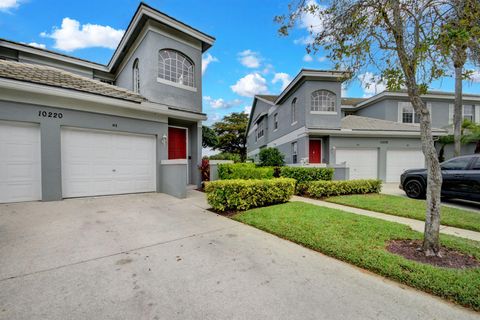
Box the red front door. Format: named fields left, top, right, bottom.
left=309, top=140, right=322, bottom=163
left=168, top=127, right=187, bottom=159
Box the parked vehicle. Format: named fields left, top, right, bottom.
left=400, top=154, right=480, bottom=201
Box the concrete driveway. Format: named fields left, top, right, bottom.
left=0, top=192, right=477, bottom=320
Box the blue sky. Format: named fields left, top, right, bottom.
left=1, top=0, right=479, bottom=126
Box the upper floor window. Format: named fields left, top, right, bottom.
left=158, top=49, right=195, bottom=88
left=133, top=58, right=140, bottom=93
left=274, top=113, right=278, bottom=130
left=464, top=105, right=474, bottom=122
left=311, top=90, right=336, bottom=113
left=402, top=105, right=420, bottom=124
left=291, top=98, right=297, bottom=124
left=292, top=142, right=298, bottom=164
left=257, top=121, right=265, bottom=139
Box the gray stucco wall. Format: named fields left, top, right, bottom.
left=303, top=80, right=342, bottom=130
left=328, top=136, right=423, bottom=181
left=0, top=99, right=199, bottom=200
left=355, top=97, right=478, bottom=130
left=115, top=29, right=203, bottom=113
left=247, top=99, right=271, bottom=152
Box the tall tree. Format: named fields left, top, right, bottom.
left=202, top=125, right=218, bottom=149
left=438, top=0, right=480, bottom=157
left=212, top=112, right=248, bottom=160
left=276, top=0, right=450, bottom=256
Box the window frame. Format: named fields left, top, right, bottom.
left=292, top=141, right=298, bottom=164
left=310, top=90, right=337, bottom=114
left=157, top=49, right=196, bottom=92
left=273, top=113, right=278, bottom=131
left=257, top=120, right=265, bottom=139
left=464, top=105, right=474, bottom=122
left=291, top=98, right=297, bottom=125
left=132, top=58, right=140, bottom=94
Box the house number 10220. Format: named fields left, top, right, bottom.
left=38, top=110, right=63, bottom=119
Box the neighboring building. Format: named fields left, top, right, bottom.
left=0, top=3, right=215, bottom=203
left=246, top=69, right=480, bottom=182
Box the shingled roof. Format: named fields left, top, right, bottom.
left=0, top=59, right=145, bottom=103
left=341, top=115, right=446, bottom=133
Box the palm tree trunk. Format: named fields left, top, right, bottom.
left=453, top=65, right=463, bottom=157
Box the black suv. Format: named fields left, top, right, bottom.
left=400, top=154, right=480, bottom=201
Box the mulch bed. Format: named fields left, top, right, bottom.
left=387, top=239, right=480, bottom=269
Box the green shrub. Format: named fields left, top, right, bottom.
left=218, top=163, right=274, bottom=180
left=259, top=147, right=285, bottom=167
left=205, top=178, right=296, bottom=212
left=209, top=152, right=242, bottom=163
left=303, top=179, right=382, bottom=198
left=280, top=167, right=334, bottom=183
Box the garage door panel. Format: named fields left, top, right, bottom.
left=386, top=150, right=425, bottom=182
left=336, top=149, right=378, bottom=180
left=62, top=128, right=156, bottom=198
left=0, top=121, right=41, bottom=203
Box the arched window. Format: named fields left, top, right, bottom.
left=133, top=58, right=140, bottom=93
left=311, top=90, right=336, bottom=112
left=158, top=49, right=195, bottom=88
left=291, top=98, right=297, bottom=123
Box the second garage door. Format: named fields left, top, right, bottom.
left=386, top=149, right=425, bottom=182
left=336, top=148, right=378, bottom=180
left=61, top=128, right=156, bottom=198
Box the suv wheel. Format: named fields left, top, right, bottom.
left=404, top=179, right=425, bottom=199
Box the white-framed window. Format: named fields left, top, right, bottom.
left=311, top=90, right=336, bottom=113
left=291, top=98, right=297, bottom=124
left=274, top=113, right=278, bottom=130
left=292, top=142, right=298, bottom=164
left=132, top=58, right=140, bottom=93
left=464, top=105, right=474, bottom=122
left=257, top=121, right=264, bottom=139
left=158, top=49, right=195, bottom=88
left=398, top=102, right=429, bottom=124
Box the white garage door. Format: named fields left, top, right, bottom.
left=336, top=148, right=378, bottom=180
left=0, top=121, right=41, bottom=203
left=386, top=149, right=425, bottom=182
left=61, top=128, right=156, bottom=198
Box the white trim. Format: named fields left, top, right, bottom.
left=308, top=128, right=447, bottom=137
left=475, top=105, right=480, bottom=123
left=267, top=126, right=307, bottom=148
left=448, top=104, right=454, bottom=125
left=161, top=159, right=188, bottom=165
left=275, top=69, right=350, bottom=104
left=291, top=121, right=298, bottom=126
left=256, top=96, right=275, bottom=105
left=356, top=91, right=480, bottom=110
left=268, top=105, right=278, bottom=115
left=0, top=78, right=206, bottom=122
left=156, top=77, right=197, bottom=92
left=168, top=125, right=189, bottom=183
left=310, top=111, right=337, bottom=115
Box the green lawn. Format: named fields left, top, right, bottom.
left=233, top=202, right=480, bottom=310
left=324, top=194, right=480, bottom=232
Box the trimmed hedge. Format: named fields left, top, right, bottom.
left=218, top=163, right=274, bottom=180
left=205, top=178, right=296, bottom=212
left=301, top=179, right=382, bottom=198
left=279, top=167, right=334, bottom=183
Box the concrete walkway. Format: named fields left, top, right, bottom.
left=293, top=196, right=480, bottom=242
left=0, top=191, right=478, bottom=319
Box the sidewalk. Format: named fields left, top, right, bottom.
left=293, top=196, right=480, bottom=242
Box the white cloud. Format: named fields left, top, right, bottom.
left=27, top=42, right=46, bottom=49
left=231, top=73, right=269, bottom=97
left=204, top=112, right=221, bottom=126
left=294, top=0, right=326, bottom=45
left=468, top=70, right=480, bottom=82
left=238, top=49, right=261, bottom=68
left=203, top=96, right=242, bottom=109
left=272, top=72, right=292, bottom=91
left=358, top=72, right=387, bottom=97
left=41, top=17, right=124, bottom=52
left=341, top=83, right=348, bottom=97
left=244, top=106, right=252, bottom=114
left=303, top=54, right=313, bottom=62
left=317, top=56, right=327, bottom=62
left=202, top=53, right=218, bottom=75
left=0, top=0, right=20, bottom=11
